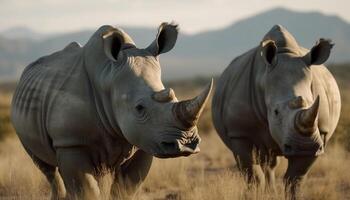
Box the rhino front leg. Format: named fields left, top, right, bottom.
left=111, top=150, right=153, bottom=199
left=229, top=138, right=265, bottom=189
left=34, top=161, right=66, bottom=200
left=262, top=156, right=280, bottom=193
left=57, top=148, right=100, bottom=200
left=23, top=146, right=66, bottom=199
left=284, top=156, right=317, bottom=200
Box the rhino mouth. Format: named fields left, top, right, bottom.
left=283, top=144, right=324, bottom=157
left=282, top=131, right=324, bottom=156
left=155, top=136, right=201, bottom=158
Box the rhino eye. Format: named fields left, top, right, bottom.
left=274, top=109, right=279, bottom=116
left=134, top=103, right=148, bottom=121
left=135, top=104, right=145, bottom=112
left=135, top=104, right=145, bottom=113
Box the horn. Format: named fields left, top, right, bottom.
left=173, top=79, right=213, bottom=128
left=288, top=96, right=307, bottom=109
left=153, top=88, right=177, bottom=102
left=295, top=96, right=320, bottom=136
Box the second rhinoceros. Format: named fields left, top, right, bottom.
left=11, top=22, right=212, bottom=199
left=212, top=25, right=341, bottom=198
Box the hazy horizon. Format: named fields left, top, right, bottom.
left=1, top=1, right=350, bottom=81
left=1, top=0, right=350, bottom=34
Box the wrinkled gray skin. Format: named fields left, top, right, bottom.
left=11, top=22, right=212, bottom=200
left=212, top=25, right=341, bottom=199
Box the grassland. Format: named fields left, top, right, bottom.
left=0, top=64, right=349, bottom=199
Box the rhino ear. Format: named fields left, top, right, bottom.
left=102, top=31, right=124, bottom=61
left=261, top=40, right=277, bottom=67
left=103, top=28, right=136, bottom=62
left=146, top=22, right=179, bottom=56
left=303, top=38, right=334, bottom=66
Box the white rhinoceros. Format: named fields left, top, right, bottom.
left=11, top=22, right=213, bottom=199
left=212, top=25, right=341, bottom=198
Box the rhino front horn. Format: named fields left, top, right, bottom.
left=295, top=96, right=320, bottom=136
left=173, top=79, right=213, bottom=128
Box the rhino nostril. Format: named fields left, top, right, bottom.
left=184, top=140, right=197, bottom=150
left=160, top=141, right=179, bottom=152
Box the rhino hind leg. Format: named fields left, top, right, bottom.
left=23, top=146, right=66, bottom=200
left=56, top=148, right=100, bottom=200
left=229, top=138, right=266, bottom=189
left=111, top=150, right=153, bottom=199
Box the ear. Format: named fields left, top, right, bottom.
left=146, top=22, right=179, bottom=56
left=261, top=40, right=277, bottom=67
left=103, top=28, right=136, bottom=62
left=303, top=38, right=334, bottom=65
left=102, top=31, right=124, bottom=61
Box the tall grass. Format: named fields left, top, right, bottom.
left=0, top=133, right=349, bottom=199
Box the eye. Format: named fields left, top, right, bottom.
left=135, top=104, right=145, bottom=113
left=134, top=103, right=148, bottom=122
left=274, top=109, right=279, bottom=116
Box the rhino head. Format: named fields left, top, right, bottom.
left=88, top=23, right=212, bottom=158
left=259, top=27, right=334, bottom=157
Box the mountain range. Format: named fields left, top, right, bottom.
left=1, top=7, right=349, bottom=81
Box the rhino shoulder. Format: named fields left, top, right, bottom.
left=24, top=41, right=82, bottom=70
left=310, top=66, right=341, bottom=138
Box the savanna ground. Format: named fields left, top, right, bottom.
left=0, top=64, right=350, bottom=199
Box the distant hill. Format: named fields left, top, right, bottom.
left=0, top=26, right=45, bottom=40
left=0, top=7, right=350, bottom=80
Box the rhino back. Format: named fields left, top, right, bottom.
left=11, top=43, right=102, bottom=165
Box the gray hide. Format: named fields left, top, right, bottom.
left=11, top=22, right=212, bottom=199
left=212, top=25, right=340, bottom=198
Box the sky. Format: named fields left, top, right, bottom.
left=1, top=0, right=350, bottom=34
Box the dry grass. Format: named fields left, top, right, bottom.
left=131, top=134, right=350, bottom=200
left=0, top=137, right=50, bottom=199
left=0, top=133, right=349, bottom=200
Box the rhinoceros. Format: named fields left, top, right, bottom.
left=212, top=25, right=341, bottom=198
left=11, top=22, right=213, bottom=199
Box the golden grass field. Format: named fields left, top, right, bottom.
left=0, top=64, right=349, bottom=200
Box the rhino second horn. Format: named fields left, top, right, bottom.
left=173, top=79, right=213, bottom=128
left=288, top=96, right=307, bottom=109
left=153, top=88, right=177, bottom=102
left=295, top=96, right=320, bottom=136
